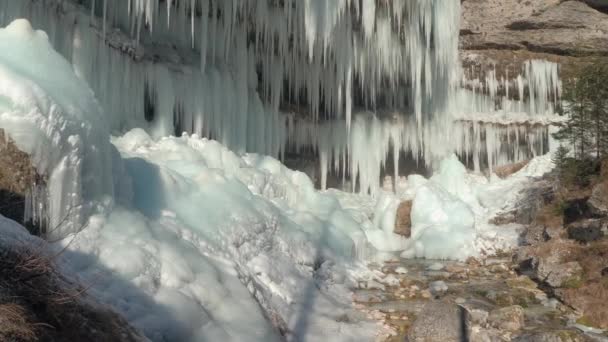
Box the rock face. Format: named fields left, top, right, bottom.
left=461, top=0, right=608, bottom=56
left=394, top=200, right=412, bottom=238
left=517, top=221, right=608, bottom=328
left=491, top=179, right=555, bottom=225
left=460, top=0, right=608, bottom=85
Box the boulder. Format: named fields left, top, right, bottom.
left=515, top=238, right=584, bottom=288
left=588, top=181, right=608, bottom=216
left=394, top=200, right=412, bottom=238
left=408, top=302, right=467, bottom=342
left=563, top=198, right=591, bottom=225
left=567, top=219, right=606, bottom=243
left=494, top=160, right=530, bottom=179
left=488, top=305, right=525, bottom=332
left=538, top=260, right=583, bottom=288
left=429, top=281, right=449, bottom=297
left=522, top=225, right=550, bottom=246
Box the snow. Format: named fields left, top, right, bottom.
left=68, top=129, right=387, bottom=341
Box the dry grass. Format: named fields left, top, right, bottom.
left=0, top=240, right=143, bottom=342
left=0, top=304, right=37, bottom=341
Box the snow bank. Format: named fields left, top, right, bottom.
left=359, top=153, right=556, bottom=261
left=40, top=121, right=386, bottom=341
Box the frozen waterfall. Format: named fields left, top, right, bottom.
left=0, top=0, right=561, bottom=196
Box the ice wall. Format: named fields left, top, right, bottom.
left=459, top=59, right=562, bottom=116
left=0, top=0, right=562, bottom=196
left=0, top=0, right=461, bottom=130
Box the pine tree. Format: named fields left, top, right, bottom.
left=552, top=59, right=608, bottom=186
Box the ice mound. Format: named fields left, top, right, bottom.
left=0, top=19, right=115, bottom=233
left=399, top=154, right=477, bottom=260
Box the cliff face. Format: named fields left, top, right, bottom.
left=460, top=0, right=608, bottom=79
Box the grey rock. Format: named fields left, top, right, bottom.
left=488, top=305, right=525, bottom=332
left=408, top=302, right=468, bottom=342
left=537, top=261, right=583, bottom=288
left=567, top=219, right=606, bottom=243
left=523, top=225, right=550, bottom=246
left=463, top=307, right=489, bottom=326
left=429, top=281, right=448, bottom=296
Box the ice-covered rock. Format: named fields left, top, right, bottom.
left=405, top=183, right=476, bottom=260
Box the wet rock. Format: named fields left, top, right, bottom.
left=567, top=219, right=606, bottom=243
left=394, top=200, right=412, bottom=238
left=408, top=302, right=467, bottom=342
left=488, top=305, right=525, bottom=332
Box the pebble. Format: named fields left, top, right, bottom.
left=429, top=280, right=449, bottom=295
left=382, top=274, right=401, bottom=287
left=427, top=262, right=445, bottom=271
left=367, top=280, right=386, bottom=291
left=395, top=266, right=408, bottom=274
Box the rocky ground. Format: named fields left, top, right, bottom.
left=355, top=255, right=605, bottom=341
left=356, top=164, right=608, bottom=341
